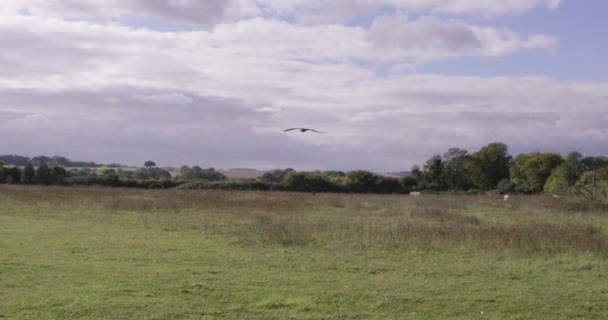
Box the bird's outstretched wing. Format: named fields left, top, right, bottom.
left=308, top=129, right=324, bottom=133
left=284, top=128, right=299, bottom=132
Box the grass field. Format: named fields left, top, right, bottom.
left=1, top=185, right=607, bottom=319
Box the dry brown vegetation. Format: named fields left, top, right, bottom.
left=2, top=185, right=606, bottom=256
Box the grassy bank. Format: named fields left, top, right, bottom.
left=1, top=185, right=607, bottom=319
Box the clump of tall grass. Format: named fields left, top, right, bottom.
left=247, top=215, right=318, bottom=245
left=104, top=197, right=179, bottom=213
left=410, top=208, right=481, bottom=225
left=241, top=218, right=607, bottom=254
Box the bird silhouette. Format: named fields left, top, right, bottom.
left=284, top=128, right=324, bottom=133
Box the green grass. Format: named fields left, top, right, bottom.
left=1, top=186, right=607, bottom=319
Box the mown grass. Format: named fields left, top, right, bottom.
left=1, top=185, right=607, bottom=319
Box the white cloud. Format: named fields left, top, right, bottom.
left=11, top=0, right=230, bottom=27
left=8, top=0, right=561, bottom=26
left=368, top=14, right=557, bottom=63
left=1, top=0, right=605, bottom=172
left=231, top=0, right=561, bottom=22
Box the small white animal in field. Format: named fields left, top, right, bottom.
left=503, top=194, right=510, bottom=201
left=410, top=192, right=421, bottom=197
left=284, top=128, right=324, bottom=133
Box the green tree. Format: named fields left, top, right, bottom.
left=344, top=170, right=379, bottom=193
left=471, top=143, right=512, bottom=190
left=544, top=152, right=583, bottom=194
left=282, top=172, right=334, bottom=192
left=401, top=176, right=417, bottom=192
left=581, top=156, right=608, bottom=171
left=509, top=154, right=529, bottom=191
left=282, top=172, right=308, bottom=191
left=22, top=163, right=36, bottom=184
left=177, top=166, right=225, bottom=181
left=133, top=168, right=150, bottom=179
left=410, top=165, right=422, bottom=181
left=178, top=166, right=195, bottom=180
left=574, top=167, right=608, bottom=198
left=134, top=167, right=171, bottom=180
left=36, top=164, right=52, bottom=185
left=442, top=148, right=474, bottom=190
left=261, top=169, right=296, bottom=183
left=7, top=167, right=22, bottom=183
left=0, top=160, right=5, bottom=183
left=510, top=152, right=563, bottom=193
left=423, top=155, right=446, bottom=191
left=144, top=161, right=156, bottom=168
left=51, top=166, right=68, bottom=185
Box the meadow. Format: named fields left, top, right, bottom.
left=1, top=185, right=607, bottom=319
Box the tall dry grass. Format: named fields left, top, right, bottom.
left=1, top=185, right=607, bottom=255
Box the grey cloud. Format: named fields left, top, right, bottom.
left=367, top=14, right=556, bottom=63
left=23, top=0, right=230, bottom=27
left=0, top=87, right=373, bottom=170
left=369, top=15, right=481, bottom=52
left=0, top=7, right=605, bottom=172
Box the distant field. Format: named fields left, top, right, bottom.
left=1, top=185, right=607, bottom=319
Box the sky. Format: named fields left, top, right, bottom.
left=1, top=0, right=607, bottom=171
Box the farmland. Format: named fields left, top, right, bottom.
left=1, top=185, right=607, bottom=319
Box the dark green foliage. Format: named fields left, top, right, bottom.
left=497, top=179, right=516, bottom=194
left=422, top=155, right=446, bottom=191
left=6, top=167, right=21, bottom=183
left=66, top=175, right=179, bottom=189
left=344, top=170, right=379, bottom=193
left=0, top=148, right=605, bottom=196
left=581, top=156, right=608, bottom=171
left=35, top=164, right=52, bottom=185
left=510, top=152, right=563, bottom=193
left=544, top=152, right=584, bottom=195
left=343, top=171, right=402, bottom=194
left=471, top=142, right=512, bottom=190
left=410, top=165, right=422, bottom=181
left=442, top=148, right=475, bottom=190
left=133, top=167, right=171, bottom=180
left=21, top=164, right=35, bottom=184
left=372, top=176, right=403, bottom=194
left=574, top=168, right=608, bottom=198
left=0, top=161, right=5, bottom=183
left=282, top=172, right=337, bottom=192
left=51, top=166, right=68, bottom=185
left=260, top=168, right=296, bottom=183
left=178, top=166, right=227, bottom=181
left=401, top=176, right=417, bottom=192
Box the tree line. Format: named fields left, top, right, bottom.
left=1, top=143, right=607, bottom=196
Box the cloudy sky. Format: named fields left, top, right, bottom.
left=1, top=0, right=606, bottom=171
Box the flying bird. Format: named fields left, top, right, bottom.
left=284, top=128, right=324, bottom=133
